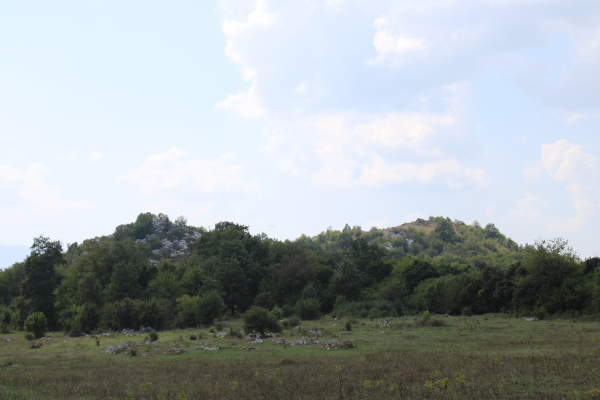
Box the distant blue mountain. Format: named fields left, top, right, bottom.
left=0, top=244, right=29, bottom=270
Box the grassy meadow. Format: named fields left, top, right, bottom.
left=2, top=314, right=600, bottom=399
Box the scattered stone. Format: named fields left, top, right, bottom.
left=3, top=337, right=13, bottom=342
left=163, top=348, right=186, bottom=355
left=524, top=317, right=538, bottom=322
left=217, top=332, right=227, bottom=338
left=193, top=344, right=219, bottom=351
left=101, top=343, right=133, bottom=354
left=306, top=330, right=322, bottom=336
left=247, top=339, right=263, bottom=344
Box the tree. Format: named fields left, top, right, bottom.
left=133, top=212, right=154, bottom=239
left=434, top=218, right=456, bottom=243
left=514, top=238, right=580, bottom=311
left=20, top=236, right=63, bottom=330
left=484, top=223, right=500, bottom=239
left=330, top=257, right=364, bottom=302
left=242, top=306, right=282, bottom=335
left=174, top=215, right=187, bottom=227
left=347, top=238, right=390, bottom=283
left=24, top=312, right=47, bottom=339
left=196, top=290, right=226, bottom=325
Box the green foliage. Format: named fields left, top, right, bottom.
left=295, top=298, right=321, bottom=320
left=197, top=291, right=227, bottom=325
left=242, top=306, right=282, bottom=335
left=24, top=312, right=47, bottom=339
left=333, top=299, right=397, bottom=318
left=133, top=212, right=155, bottom=239
left=21, top=236, right=62, bottom=330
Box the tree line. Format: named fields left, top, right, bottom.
left=0, top=213, right=599, bottom=336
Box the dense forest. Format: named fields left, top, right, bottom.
left=1, top=212, right=599, bottom=336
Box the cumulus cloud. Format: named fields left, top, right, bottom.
left=565, top=113, right=590, bottom=125
left=0, top=163, right=96, bottom=225
left=510, top=193, right=547, bottom=222
left=218, top=0, right=599, bottom=194
left=541, top=139, right=596, bottom=182
left=120, top=147, right=257, bottom=197
left=366, top=15, right=427, bottom=65
left=263, top=83, right=488, bottom=189
left=519, top=139, right=599, bottom=230
left=216, top=0, right=274, bottom=118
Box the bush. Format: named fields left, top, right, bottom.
left=149, top=332, right=159, bottom=342
left=296, top=298, right=321, bottom=320
left=24, top=312, right=47, bottom=339
left=196, top=291, right=226, bottom=326
left=333, top=299, right=397, bottom=318
left=461, top=306, right=473, bottom=317
left=345, top=321, right=352, bottom=331
left=190, top=335, right=197, bottom=340
left=214, top=321, right=223, bottom=331
left=242, top=306, right=282, bottom=335
left=286, top=316, right=300, bottom=327
left=25, top=333, right=34, bottom=341
left=229, top=327, right=242, bottom=338
left=341, top=340, right=355, bottom=349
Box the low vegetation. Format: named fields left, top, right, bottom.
left=1, top=314, right=600, bottom=399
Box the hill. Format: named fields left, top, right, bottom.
left=0, top=212, right=598, bottom=336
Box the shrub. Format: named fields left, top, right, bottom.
left=24, top=312, right=47, bottom=339
left=229, top=327, right=242, bottom=338
left=149, top=332, right=159, bottom=342
left=196, top=291, right=226, bottom=326
left=461, top=306, right=473, bottom=317
left=287, top=316, right=300, bottom=327
left=242, top=306, right=282, bottom=335
left=296, top=298, right=321, bottom=320
left=333, top=299, right=397, bottom=318
left=190, top=335, right=197, bottom=340
left=341, top=340, right=355, bottom=349
left=345, top=321, right=352, bottom=331
left=270, top=306, right=284, bottom=320
left=214, top=321, right=223, bottom=331
left=25, top=333, right=34, bottom=341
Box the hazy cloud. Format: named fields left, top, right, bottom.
left=120, top=147, right=257, bottom=197
left=0, top=163, right=96, bottom=224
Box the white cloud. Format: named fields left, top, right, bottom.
left=510, top=193, right=546, bottom=221
left=517, top=140, right=599, bottom=232
left=522, top=163, right=542, bottom=180
left=263, top=83, right=488, bottom=190
left=325, top=0, right=345, bottom=12
left=541, top=139, right=596, bottom=182
left=537, top=139, right=599, bottom=230
left=217, top=0, right=275, bottom=118
left=565, top=113, right=590, bottom=125
left=88, top=152, right=105, bottom=161
left=367, top=15, right=427, bottom=65
left=120, top=147, right=257, bottom=196
left=216, top=83, right=265, bottom=118
left=0, top=163, right=96, bottom=225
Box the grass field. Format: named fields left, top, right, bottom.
left=2, top=314, right=600, bottom=399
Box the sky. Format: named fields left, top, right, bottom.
left=0, top=0, right=599, bottom=260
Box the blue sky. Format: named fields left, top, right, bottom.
left=1, top=0, right=599, bottom=259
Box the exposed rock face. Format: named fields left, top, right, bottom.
left=127, top=215, right=202, bottom=263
